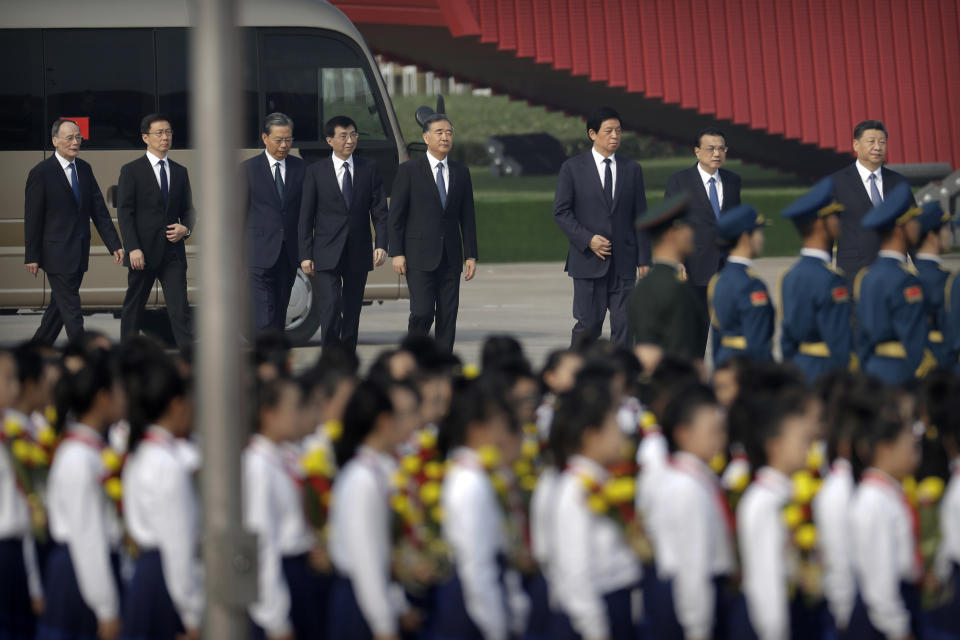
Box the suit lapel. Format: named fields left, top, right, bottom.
left=688, top=166, right=714, bottom=214
left=260, top=153, right=282, bottom=208
left=422, top=155, right=444, bottom=209
left=845, top=163, right=873, bottom=210
left=139, top=155, right=165, bottom=210
left=349, top=156, right=360, bottom=209
left=445, top=160, right=455, bottom=210
left=610, top=158, right=626, bottom=212
left=584, top=153, right=607, bottom=206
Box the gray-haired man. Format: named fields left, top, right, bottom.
left=241, top=112, right=305, bottom=333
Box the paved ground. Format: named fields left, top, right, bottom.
left=3, top=255, right=958, bottom=373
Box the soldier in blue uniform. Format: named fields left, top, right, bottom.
left=914, top=200, right=953, bottom=368
left=707, top=203, right=773, bottom=365
left=779, top=178, right=853, bottom=385
left=947, top=268, right=960, bottom=373
left=854, top=182, right=930, bottom=385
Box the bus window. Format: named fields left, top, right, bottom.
left=259, top=32, right=389, bottom=146
left=0, top=30, right=43, bottom=150
left=44, top=29, right=155, bottom=149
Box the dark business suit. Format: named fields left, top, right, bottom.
left=388, top=154, right=478, bottom=352
left=24, top=154, right=123, bottom=345
left=243, top=152, right=304, bottom=333
left=830, top=163, right=907, bottom=282
left=553, top=151, right=649, bottom=346
left=117, top=154, right=196, bottom=347
left=299, top=154, right=387, bottom=349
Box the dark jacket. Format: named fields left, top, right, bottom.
left=24, top=154, right=122, bottom=274
left=553, top=151, right=650, bottom=279
left=664, top=164, right=742, bottom=287
left=117, top=155, right=196, bottom=267
left=628, top=261, right=708, bottom=360
left=388, top=155, right=478, bottom=272
left=243, top=152, right=304, bottom=270
left=299, top=154, right=388, bottom=272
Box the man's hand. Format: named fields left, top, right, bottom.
left=464, top=258, right=477, bottom=281
left=392, top=255, right=407, bottom=276
left=637, top=265, right=650, bottom=279
left=301, top=260, right=315, bottom=276
left=166, top=223, right=189, bottom=243
left=678, top=264, right=687, bottom=280
left=31, top=597, right=44, bottom=616
left=589, top=234, right=612, bottom=260
left=25, top=263, right=39, bottom=277
left=98, top=617, right=121, bottom=640
left=112, top=249, right=124, bottom=265
left=176, top=628, right=200, bottom=640
left=129, top=249, right=146, bottom=271
left=374, top=248, right=387, bottom=268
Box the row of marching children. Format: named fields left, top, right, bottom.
left=2, top=330, right=960, bottom=640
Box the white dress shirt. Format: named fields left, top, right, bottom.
left=47, top=424, right=123, bottom=621
left=332, top=152, right=353, bottom=192
left=855, top=160, right=883, bottom=202
left=591, top=148, right=616, bottom=199
left=697, top=163, right=724, bottom=210
left=55, top=151, right=77, bottom=189
left=636, top=427, right=668, bottom=525
left=550, top=455, right=641, bottom=640
left=737, top=466, right=795, bottom=640
left=244, top=434, right=315, bottom=636
left=328, top=445, right=400, bottom=636
left=0, top=428, right=43, bottom=600
left=936, top=458, right=960, bottom=581
left=122, top=426, right=203, bottom=629
left=265, top=150, right=286, bottom=184
left=530, top=466, right=558, bottom=568
left=427, top=151, right=449, bottom=200
left=442, top=447, right=511, bottom=640
left=146, top=150, right=172, bottom=191
left=850, top=468, right=920, bottom=639
left=800, top=247, right=832, bottom=263
left=651, top=452, right=735, bottom=639
left=812, top=458, right=856, bottom=629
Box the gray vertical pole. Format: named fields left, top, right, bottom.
left=190, top=0, right=257, bottom=637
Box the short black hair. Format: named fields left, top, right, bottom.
left=853, top=120, right=887, bottom=140
left=254, top=375, right=299, bottom=433
left=421, top=113, right=453, bottom=134
left=140, top=113, right=171, bottom=135
left=586, top=107, right=621, bottom=137
left=695, top=127, right=726, bottom=148
left=439, top=374, right=515, bottom=455
left=481, top=335, right=526, bottom=373
left=52, top=348, right=117, bottom=433
left=336, top=379, right=394, bottom=464
left=51, top=118, right=79, bottom=138
left=550, top=373, right=616, bottom=468
left=12, top=342, right=45, bottom=386
left=661, top=382, right=719, bottom=452
left=792, top=215, right=818, bottom=238
left=850, top=387, right=909, bottom=478
left=645, top=356, right=701, bottom=418
left=324, top=115, right=357, bottom=139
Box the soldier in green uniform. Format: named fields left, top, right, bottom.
left=627, top=193, right=708, bottom=366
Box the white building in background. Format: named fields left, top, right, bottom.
left=377, top=57, right=491, bottom=97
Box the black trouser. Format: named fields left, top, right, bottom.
left=121, top=247, right=193, bottom=347
left=34, top=270, right=84, bottom=346
left=315, top=250, right=369, bottom=350
left=692, top=284, right=711, bottom=356
left=571, top=267, right=635, bottom=347
left=405, top=249, right=461, bottom=353
left=250, top=243, right=297, bottom=334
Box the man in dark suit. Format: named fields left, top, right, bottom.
left=664, top=127, right=742, bottom=346
left=389, top=113, right=478, bottom=353
left=300, top=115, right=388, bottom=349
left=243, top=112, right=304, bottom=334
left=118, top=113, right=196, bottom=347
left=553, top=107, right=650, bottom=347
left=24, top=119, right=125, bottom=345
left=829, top=119, right=907, bottom=283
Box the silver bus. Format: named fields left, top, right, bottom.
left=0, top=0, right=408, bottom=344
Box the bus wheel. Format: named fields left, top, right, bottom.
left=285, top=268, right=322, bottom=346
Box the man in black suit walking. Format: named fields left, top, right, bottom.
left=243, top=112, right=304, bottom=334
left=389, top=113, right=478, bottom=353
left=664, top=126, right=742, bottom=346
left=830, top=120, right=907, bottom=282
left=118, top=113, right=196, bottom=347
left=553, top=106, right=649, bottom=347
left=24, top=119, right=125, bottom=345
left=300, top=115, right=388, bottom=349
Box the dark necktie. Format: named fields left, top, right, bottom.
left=868, top=173, right=882, bottom=207
left=68, top=163, right=80, bottom=205
left=708, top=176, right=721, bottom=218
left=436, top=163, right=447, bottom=208
left=274, top=162, right=284, bottom=200
left=603, top=158, right=613, bottom=207
left=342, top=162, right=352, bottom=210
left=159, top=160, right=169, bottom=205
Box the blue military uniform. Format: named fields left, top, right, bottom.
left=708, top=204, right=774, bottom=365
left=946, top=271, right=960, bottom=373
left=854, top=183, right=930, bottom=385
left=779, top=178, right=853, bottom=385
left=915, top=201, right=952, bottom=368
